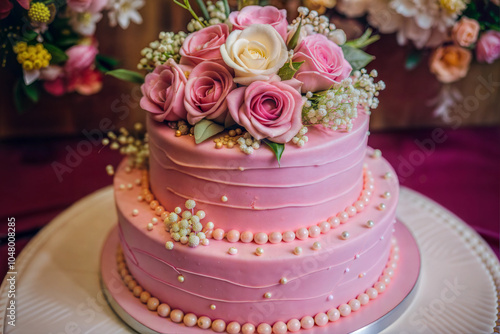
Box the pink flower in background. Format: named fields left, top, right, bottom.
left=180, top=24, right=229, bottom=66
left=64, top=44, right=98, bottom=74
left=68, top=67, right=103, bottom=95
left=0, top=0, right=13, bottom=20
left=476, top=30, right=500, bottom=64
left=452, top=17, right=480, bottom=47
left=430, top=45, right=471, bottom=83
left=293, top=34, right=352, bottom=93
left=67, top=0, right=107, bottom=13
left=43, top=77, right=66, bottom=96
left=229, top=6, right=288, bottom=42
left=140, top=58, right=193, bottom=122
left=227, top=79, right=304, bottom=144
left=184, top=61, right=235, bottom=125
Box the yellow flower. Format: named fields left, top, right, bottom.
left=439, top=0, right=467, bottom=15
left=13, top=42, right=52, bottom=70
left=28, top=2, right=51, bottom=23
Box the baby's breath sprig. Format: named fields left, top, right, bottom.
left=290, top=6, right=346, bottom=45
left=187, top=1, right=228, bottom=32
left=138, top=31, right=187, bottom=70
left=293, top=69, right=385, bottom=147
left=102, top=123, right=150, bottom=169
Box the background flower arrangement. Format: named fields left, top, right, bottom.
left=0, top=0, right=145, bottom=112
left=325, top=0, right=500, bottom=120
left=112, top=0, right=384, bottom=162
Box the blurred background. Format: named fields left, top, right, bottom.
left=1, top=0, right=499, bottom=277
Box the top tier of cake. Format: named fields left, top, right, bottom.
left=147, top=111, right=369, bottom=234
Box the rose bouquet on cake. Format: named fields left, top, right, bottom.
left=109, top=0, right=384, bottom=163
left=0, top=0, right=145, bottom=112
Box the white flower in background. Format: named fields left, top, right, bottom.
left=336, top=0, right=371, bottom=17
left=68, top=10, right=103, bottom=36
left=337, top=0, right=466, bottom=49
left=107, top=0, right=144, bottom=29
left=428, top=84, right=463, bottom=123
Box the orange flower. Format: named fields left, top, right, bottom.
left=429, top=45, right=471, bottom=83
left=303, top=0, right=337, bottom=14
left=452, top=17, right=480, bottom=47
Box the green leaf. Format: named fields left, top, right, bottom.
left=194, top=119, right=224, bottom=144
left=22, top=82, right=40, bottom=103
left=277, top=61, right=304, bottom=81
left=341, top=45, right=374, bottom=71
left=287, top=18, right=302, bottom=50
left=222, top=0, right=230, bottom=17
left=22, top=30, right=38, bottom=42
left=44, top=43, right=68, bottom=64
left=96, top=54, right=119, bottom=73
left=106, top=69, right=145, bottom=84
left=56, top=36, right=81, bottom=47
left=13, top=80, right=33, bottom=114
left=194, top=0, right=210, bottom=20
left=263, top=139, right=285, bottom=165
left=405, top=49, right=422, bottom=71
left=345, top=28, right=380, bottom=49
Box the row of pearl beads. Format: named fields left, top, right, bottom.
left=115, top=238, right=399, bottom=334
left=213, top=168, right=374, bottom=246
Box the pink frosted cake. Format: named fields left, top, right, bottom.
left=106, top=3, right=399, bottom=333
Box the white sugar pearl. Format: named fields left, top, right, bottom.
left=132, top=209, right=139, bottom=216
left=165, top=241, right=174, bottom=250
left=185, top=199, right=196, bottom=209
left=228, top=247, right=238, bottom=255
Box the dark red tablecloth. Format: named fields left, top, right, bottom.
left=1, top=127, right=499, bottom=280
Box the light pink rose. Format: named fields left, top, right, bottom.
left=140, top=58, right=193, bottom=122
left=64, top=44, right=98, bottom=74
left=180, top=24, right=229, bottom=66
left=292, top=34, right=352, bottom=93
left=429, top=45, right=471, bottom=83
left=67, top=0, right=107, bottom=13
left=227, top=79, right=304, bottom=144
left=44, top=77, right=66, bottom=96
left=452, top=17, right=480, bottom=47
left=229, top=5, right=288, bottom=42
left=184, top=61, right=236, bottom=125
left=476, top=30, right=500, bottom=64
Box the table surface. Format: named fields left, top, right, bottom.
left=1, top=126, right=499, bottom=279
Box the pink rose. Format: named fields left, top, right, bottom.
left=0, top=0, right=13, bottom=20
left=292, top=34, right=352, bottom=93
left=184, top=61, right=236, bottom=125
left=476, top=30, right=500, bottom=64
left=140, top=58, right=193, bottom=122
left=429, top=45, right=472, bottom=83
left=67, top=0, right=107, bottom=13
left=64, top=44, right=98, bottom=74
left=229, top=6, right=288, bottom=42
left=452, top=17, right=480, bottom=47
left=180, top=24, right=229, bottom=66
left=227, top=79, right=304, bottom=144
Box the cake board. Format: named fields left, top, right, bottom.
left=1, top=187, right=498, bottom=333
left=100, top=221, right=421, bottom=334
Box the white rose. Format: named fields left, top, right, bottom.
left=220, top=24, right=288, bottom=85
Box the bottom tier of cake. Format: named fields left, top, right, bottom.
left=113, top=149, right=400, bottom=331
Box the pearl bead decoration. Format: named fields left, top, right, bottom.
left=312, top=241, right=321, bottom=250
left=293, top=247, right=302, bottom=255
left=255, top=247, right=264, bottom=256
left=264, top=292, right=272, bottom=299
left=341, top=231, right=350, bottom=240
left=372, top=149, right=381, bottom=158
left=378, top=203, right=386, bottom=210
left=228, top=247, right=238, bottom=255
left=383, top=191, right=391, bottom=198
left=177, top=275, right=185, bottom=283
left=132, top=209, right=139, bottom=216
left=366, top=220, right=375, bottom=228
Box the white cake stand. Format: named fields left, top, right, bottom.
left=1, top=187, right=498, bottom=334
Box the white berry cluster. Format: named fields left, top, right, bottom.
left=164, top=199, right=212, bottom=248
left=295, top=69, right=384, bottom=145
left=237, top=132, right=261, bottom=155
left=292, top=7, right=346, bottom=45
left=187, top=1, right=227, bottom=32
left=103, top=123, right=149, bottom=169
left=137, top=31, right=187, bottom=70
